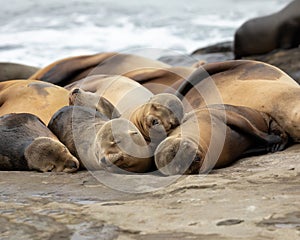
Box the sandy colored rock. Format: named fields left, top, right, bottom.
left=0, top=145, right=299, bottom=239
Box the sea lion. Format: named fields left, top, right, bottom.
left=29, top=52, right=170, bottom=86
left=0, top=113, right=79, bottom=172
left=65, top=75, right=153, bottom=115
left=69, top=88, right=120, bottom=119
left=234, top=0, right=300, bottom=58
left=68, top=88, right=184, bottom=148
left=48, top=105, right=110, bottom=170
left=129, top=93, right=184, bottom=145
left=48, top=106, right=153, bottom=173
left=0, top=80, right=69, bottom=124
left=176, top=60, right=300, bottom=142
left=155, top=105, right=289, bottom=175
left=0, top=62, right=39, bottom=82
left=96, top=118, right=153, bottom=173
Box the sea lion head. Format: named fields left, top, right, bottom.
left=132, top=93, right=184, bottom=142
left=154, top=136, right=205, bottom=175
left=69, top=88, right=120, bottom=119
left=95, top=118, right=153, bottom=173
left=24, top=137, right=80, bottom=173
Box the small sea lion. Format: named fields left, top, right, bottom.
left=96, top=118, right=153, bottom=173
left=0, top=113, right=79, bottom=172
left=48, top=106, right=153, bottom=173
left=69, top=88, right=120, bottom=119
left=176, top=60, right=300, bottom=142
left=129, top=93, right=184, bottom=144
left=65, top=75, right=153, bottom=116
left=0, top=80, right=69, bottom=124
left=155, top=105, right=289, bottom=175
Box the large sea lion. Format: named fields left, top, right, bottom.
left=29, top=52, right=196, bottom=94
left=0, top=62, right=39, bottom=82
left=234, top=0, right=300, bottom=58
left=155, top=105, right=289, bottom=175
left=29, top=52, right=170, bottom=86
left=48, top=106, right=153, bottom=173
left=0, top=80, right=69, bottom=124
left=0, top=113, right=79, bottom=172
left=176, top=60, right=300, bottom=142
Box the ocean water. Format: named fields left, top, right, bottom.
left=0, top=0, right=292, bottom=67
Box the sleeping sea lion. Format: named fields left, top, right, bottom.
left=234, top=0, right=300, bottom=58
left=0, top=113, right=79, bottom=172
left=0, top=80, right=69, bottom=124
left=176, top=60, right=300, bottom=142
left=155, top=104, right=289, bottom=175
left=0, top=62, right=39, bottom=82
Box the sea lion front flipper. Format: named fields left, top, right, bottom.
left=215, top=110, right=283, bottom=147
left=24, top=137, right=79, bottom=173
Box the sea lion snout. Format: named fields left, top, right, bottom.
left=155, top=137, right=201, bottom=175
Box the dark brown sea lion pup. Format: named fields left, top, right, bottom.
left=155, top=105, right=289, bottom=175
left=0, top=62, right=39, bottom=82
left=176, top=60, right=300, bottom=142
left=48, top=106, right=153, bottom=173
left=234, top=0, right=300, bottom=58
left=0, top=80, right=69, bottom=124
left=0, top=113, right=79, bottom=172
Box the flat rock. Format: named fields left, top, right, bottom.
left=0, top=144, right=299, bottom=239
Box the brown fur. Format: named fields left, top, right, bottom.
left=155, top=105, right=289, bottom=175
left=0, top=80, right=69, bottom=124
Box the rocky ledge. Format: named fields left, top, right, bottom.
left=0, top=144, right=299, bottom=240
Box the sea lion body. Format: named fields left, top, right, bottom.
left=155, top=105, right=288, bottom=175
left=0, top=113, right=79, bottom=172
left=65, top=75, right=153, bottom=115
left=48, top=106, right=153, bottom=173
left=234, top=0, right=300, bottom=58
left=0, top=62, right=39, bottom=82
left=176, top=60, right=300, bottom=142
left=0, top=80, right=69, bottom=124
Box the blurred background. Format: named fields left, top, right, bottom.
left=0, top=0, right=293, bottom=66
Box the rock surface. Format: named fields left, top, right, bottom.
left=0, top=144, right=299, bottom=240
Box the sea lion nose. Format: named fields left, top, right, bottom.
left=100, top=157, right=107, bottom=165
left=72, top=88, right=80, bottom=94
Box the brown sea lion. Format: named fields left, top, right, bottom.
left=65, top=75, right=153, bottom=115
left=68, top=88, right=184, bottom=150
left=176, top=60, right=300, bottom=142
left=234, top=0, right=300, bottom=58
left=129, top=93, right=184, bottom=144
left=0, top=62, right=39, bottom=82
left=29, top=52, right=170, bottom=86
left=0, top=80, right=69, bottom=124
left=155, top=105, right=289, bottom=175
left=0, top=113, right=79, bottom=172
left=69, top=88, right=120, bottom=119
left=96, top=118, right=153, bottom=173
left=48, top=106, right=153, bottom=173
